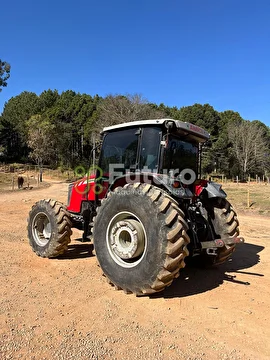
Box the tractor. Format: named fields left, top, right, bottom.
left=27, top=119, right=244, bottom=295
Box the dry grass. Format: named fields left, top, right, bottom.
left=0, top=164, right=75, bottom=191
left=224, top=182, right=270, bottom=216
left=0, top=172, right=13, bottom=188
left=0, top=172, right=42, bottom=191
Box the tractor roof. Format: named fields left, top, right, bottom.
left=102, top=119, right=210, bottom=142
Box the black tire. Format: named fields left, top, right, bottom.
left=204, top=198, right=239, bottom=265
left=27, top=199, right=72, bottom=258
left=93, top=183, right=190, bottom=295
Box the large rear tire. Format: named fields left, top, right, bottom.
left=93, top=183, right=190, bottom=295
left=204, top=198, right=239, bottom=265
left=27, top=199, right=72, bottom=258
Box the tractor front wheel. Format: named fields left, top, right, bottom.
left=27, top=199, right=72, bottom=258
left=93, top=183, right=190, bottom=295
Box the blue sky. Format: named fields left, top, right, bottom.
left=1, top=0, right=270, bottom=126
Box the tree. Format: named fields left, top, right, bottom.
left=175, top=104, right=222, bottom=173
left=228, top=121, right=270, bottom=178
left=212, top=110, right=245, bottom=176
left=0, top=115, right=17, bottom=160
left=95, top=93, right=166, bottom=132
left=0, top=92, right=41, bottom=160
left=0, top=60, right=11, bottom=91
left=44, top=91, right=98, bottom=167
left=176, top=103, right=220, bottom=135
left=39, top=89, right=59, bottom=112
left=27, top=115, right=57, bottom=169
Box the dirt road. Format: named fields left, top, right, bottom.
left=0, top=181, right=269, bottom=359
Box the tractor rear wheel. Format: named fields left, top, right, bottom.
left=27, top=199, right=72, bottom=258
left=93, top=183, right=190, bottom=295
left=203, top=198, right=239, bottom=265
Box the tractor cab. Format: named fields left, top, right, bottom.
left=67, top=119, right=210, bottom=214
left=98, top=118, right=210, bottom=194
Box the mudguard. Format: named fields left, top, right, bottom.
left=109, top=172, right=193, bottom=199
left=204, top=181, right=227, bottom=198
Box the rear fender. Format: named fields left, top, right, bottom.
left=202, top=181, right=227, bottom=199
left=109, top=173, right=193, bottom=198
left=109, top=173, right=160, bottom=192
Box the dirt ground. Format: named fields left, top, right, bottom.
left=0, top=180, right=269, bottom=360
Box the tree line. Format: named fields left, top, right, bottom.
left=0, top=89, right=269, bottom=179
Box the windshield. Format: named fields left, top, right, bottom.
left=162, top=135, right=198, bottom=175
left=99, top=128, right=139, bottom=174
left=139, top=127, right=161, bottom=171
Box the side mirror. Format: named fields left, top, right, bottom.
left=165, top=120, right=175, bottom=130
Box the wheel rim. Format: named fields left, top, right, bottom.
left=32, top=212, right=52, bottom=246
left=106, top=211, right=147, bottom=268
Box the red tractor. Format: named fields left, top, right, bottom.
left=27, top=119, right=244, bottom=295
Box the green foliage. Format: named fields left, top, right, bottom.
left=0, top=60, right=11, bottom=91
left=175, top=103, right=221, bottom=135
left=0, top=92, right=41, bottom=161
left=2, top=91, right=41, bottom=126
left=211, top=110, right=245, bottom=176
left=39, top=89, right=59, bottom=111
left=0, top=88, right=269, bottom=178
left=43, top=91, right=99, bottom=167
left=27, top=115, right=57, bottom=166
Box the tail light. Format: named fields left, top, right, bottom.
left=194, top=180, right=207, bottom=196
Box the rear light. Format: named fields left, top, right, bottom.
left=194, top=185, right=203, bottom=196
left=194, top=180, right=207, bottom=196
left=172, top=181, right=181, bottom=188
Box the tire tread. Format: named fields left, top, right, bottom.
left=93, top=183, right=190, bottom=295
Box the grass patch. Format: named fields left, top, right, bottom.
left=223, top=182, right=270, bottom=216
left=0, top=172, right=40, bottom=191
left=0, top=167, right=74, bottom=191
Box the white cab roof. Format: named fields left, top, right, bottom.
left=102, top=119, right=210, bottom=141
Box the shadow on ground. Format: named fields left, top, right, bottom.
left=159, top=242, right=264, bottom=299
left=55, top=241, right=264, bottom=298
left=58, top=243, right=94, bottom=259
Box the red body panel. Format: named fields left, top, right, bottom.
left=67, top=175, right=109, bottom=213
